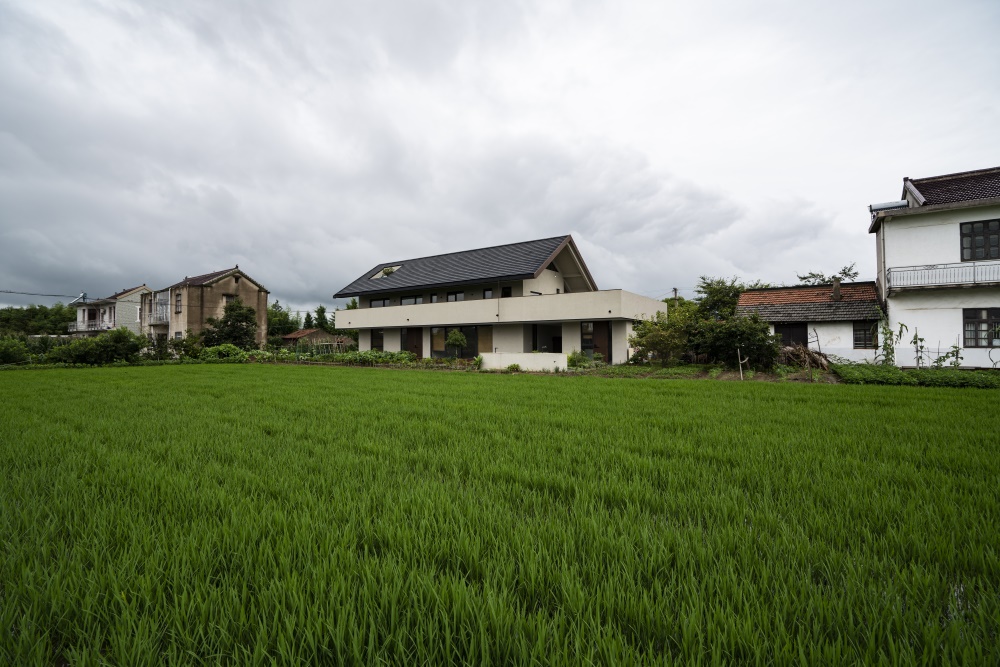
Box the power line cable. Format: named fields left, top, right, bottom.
left=1, top=289, right=80, bottom=298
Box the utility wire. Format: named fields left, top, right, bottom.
left=1, top=289, right=80, bottom=298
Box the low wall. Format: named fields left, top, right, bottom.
left=480, top=352, right=567, bottom=372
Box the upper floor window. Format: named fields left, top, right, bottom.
left=175, top=293, right=182, bottom=313
left=961, top=220, right=1000, bottom=261
left=223, top=294, right=235, bottom=306
left=430, top=294, right=440, bottom=303
left=400, top=296, right=423, bottom=306
left=501, top=286, right=512, bottom=298
left=964, top=309, right=1000, bottom=348
left=447, top=292, right=464, bottom=302
left=853, top=320, right=877, bottom=349
left=483, top=288, right=493, bottom=299
left=370, top=298, right=390, bottom=308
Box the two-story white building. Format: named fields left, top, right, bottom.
left=68, top=285, right=150, bottom=337
left=333, top=235, right=665, bottom=369
left=870, top=166, right=1000, bottom=368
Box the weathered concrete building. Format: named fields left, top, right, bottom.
left=140, top=267, right=269, bottom=346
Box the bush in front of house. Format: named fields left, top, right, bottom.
left=200, top=344, right=250, bottom=363
left=832, top=364, right=1000, bottom=388
left=47, top=328, right=145, bottom=366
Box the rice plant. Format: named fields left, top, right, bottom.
left=1, top=366, right=997, bottom=665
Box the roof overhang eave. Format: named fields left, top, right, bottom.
left=868, top=195, right=1000, bottom=233
left=333, top=273, right=539, bottom=299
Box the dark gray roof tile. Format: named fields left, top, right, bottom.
left=334, top=236, right=571, bottom=297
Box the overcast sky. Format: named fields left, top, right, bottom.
left=2, top=0, right=998, bottom=313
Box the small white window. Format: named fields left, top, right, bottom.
left=174, top=332, right=183, bottom=340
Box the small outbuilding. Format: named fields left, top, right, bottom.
left=737, top=281, right=881, bottom=362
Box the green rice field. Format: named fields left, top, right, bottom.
left=1, top=365, right=998, bottom=665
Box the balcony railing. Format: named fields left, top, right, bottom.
left=148, top=306, right=171, bottom=325
left=887, top=261, right=1000, bottom=291
left=68, top=321, right=113, bottom=332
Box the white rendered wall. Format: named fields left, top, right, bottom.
left=492, top=324, right=524, bottom=353
left=887, top=287, right=1000, bottom=368
left=561, top=322, right=582, bottom=354
left=480, top=352, right=567, bottom=372
left=809, top=321, right=876, bottom=363
left=767, top=322, right=877, bottom=363
left=878, top=204, right=1000, bottom=287
left=522, top=269, right=563, bottom=295
left=358, top=329, right=371, bottom=351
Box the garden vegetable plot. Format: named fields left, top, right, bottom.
left=1, top=366, right=997, bottom=664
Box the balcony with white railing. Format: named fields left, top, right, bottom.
left=887, top=261, right=1000, bottom=292
left=147, top=305, right=171, bottom=325
left=68, top=321, right=114, bottom=333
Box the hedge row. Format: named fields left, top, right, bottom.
left=832, top=364, right=1000, bottom=389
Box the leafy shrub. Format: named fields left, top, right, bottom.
left=832, top=364, right=1000, bottom=389
left=200, top=344, right=250, bottom=363
left=48, top=328, right=145, bottom=366
left=314, top=350, right=417, bottom=365
left=566, top=350, right=590, bottom=368
left=506, top=364, right=521, bottom=373
left=0, top=337, right=30, bottom=365
left=687, top=315, right=779, bottom=370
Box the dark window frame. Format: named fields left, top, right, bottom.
left=370, top=298, right=390, bottom=308
left=960, top=220, right=1000, bottom=262
left=400, top=295, right=424, bottom=306
left=430, top=294, right=440, bottom=304
left=371, top=328, right=384, bottom=351
left=501, top=286, right=512, bottom=298
left=175, top=293, right=182, bottom=313
left=483, top=288, right=493, bottom=299
left=963, top=308, right=1000, bottom=348
left=446, top=291, right=465, bottom=302
left=853, top=320, right=877, bottom=349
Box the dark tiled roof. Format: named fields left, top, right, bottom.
left=334, top=236, right=577, bottom=298
left=166, top=268, right=236, bottom=290
left=907, top=166, right=1000, bottom=205
left=737, top=282, right=880, bottom=322
left=106, top=285, right=147, bottom=299
left=160, top=267, right=269, bottom=293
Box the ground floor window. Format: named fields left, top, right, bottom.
left=853, top=320, right=877, bottom=349
left=963, top=309, right=1000, bottom=347
left=773, top=323, right=808, bottom=347
left=371, top=329, right=384, bottom=351
left=430, top=325, right=491, bottom=358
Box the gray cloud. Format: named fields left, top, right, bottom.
left=1, top=0, right=998, bottom=313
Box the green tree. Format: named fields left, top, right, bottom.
left=314, top=305, right=329, bottom=332
left=695, top=276, right=772, bottom=320
left=267, top=301, right=298, bottom=338
left=0, top=302, right=76, bottom=336
left=628, top=299, right=698, bottom=362
left=445, top=329, right=468, bottom=357
left=687, top=314, right=779, bottom=369
left=303, top=312, right=314, bottom=329
left=203, top=298, right=258, bottom=350
left=796, top=263, right=859, bottom=285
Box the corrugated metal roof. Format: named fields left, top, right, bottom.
left=334, top=236, right=578, bottom=298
